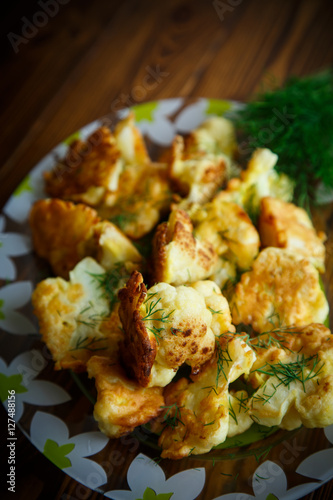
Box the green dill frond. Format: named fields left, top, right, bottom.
left=161, top=403, right=184, bottom=429
left=228, top=397, right=238, bottom=424
left=88, top=262, right=130, bottom=311
left=254, top=353, right=325, bottom=392
left=70, top=335, right=108, bottom=352
left=236, top=69, right=333, bottom=208
left=215, top=339, right=233, bottom=386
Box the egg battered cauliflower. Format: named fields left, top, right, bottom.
left=157, top=335, right=256, bottom=459
left=118, top=271, right=234, bottom=388
left=258, top=196, right=326, bottom=272
left=44, top=126, right=123, bottom=206
left=190, top=196, right=260, bottom=271
left=29, top=198, right=142, bottom=278
left=87, top=356, right=164, bottom=438
left=44, top=114, right=171, bottom=239
left=32, top=257, right=128, bottom=371
left=152, top=208, right=218, bottom=286
left=231, top=247, right=329, bottom=333
left=168, top=117, right=235, bottom=205
left=217, top=148, right=294, bottom=220
left=247, top=323, right=333, bottom=430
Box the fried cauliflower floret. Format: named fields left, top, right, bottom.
left=190, top=116, right=237, bottom=160
left=113, top=111, right=150, bottom=165
left=259, top=196, right=326, bottom=272
left=208, top=257, right=237, bottom=291
left=118, top=272, right=236, bottom=388
left=32, top=257, right=125, bottom=371
left=157, top=335, right=256, bottom=459
left=247, top=323, right=333, bottom=429
left=231, top=248, right=329, bottom=333
left=218, top=148, right=294, bottom=219
left=29, top=199, right=142, bottom=278
left=152, top=209, right=218, bottom=286
left=44, top=126, right=123, bottom=205
left=191, top=197, right=260, bottom=271
left=87, top=356, right=164, bottom=438
left=190, top=281, right=235, bottom=336
left=168, top=118, right=235, bottom=205
left=29, top=199, right=100, bottom=278
left=99, top=160, right=171, bottom=239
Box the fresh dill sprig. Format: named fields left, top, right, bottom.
left=228, top=397, right=238, bottom=425
left=88, top=262, right=130, bottom=311
left=161, top=403, right=184, bottom=429
left=236, top=69, right=333, bottom=209
left=141, top=296, right=174, bottom=343
left=215, top=339, right=233, bottom=387
left=70, top=335, right=107, bottom=352
left=254, top=353, right=325, bottom=392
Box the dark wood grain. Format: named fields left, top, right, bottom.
left=1, top=0, right=333, bottom=498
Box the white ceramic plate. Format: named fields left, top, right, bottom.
left=1, top=98, right=333, bottom=500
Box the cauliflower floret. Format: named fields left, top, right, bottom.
left=157, top=335, right=256, bottom=459
left=44, top=114, right=171, bottom=239
left=29, top=199, right=142, bottom=278
left=258, top=196, right=326, bottom=272
left=118, top=271, right=235, bottom=388
left=247, top=323, right=333, bottom=429
left=218, top=148, right=294, bottom=219
left=44, top=126, right=123, bottom=205
left=190, top=281, right=235, bottom=337
left=32, top=257, right=126, bottom=371
left=87, top=356, right=164, bottom=438
left=168, top=117, right=236, bottom=205
left=191, top=197, right=260, bottom=271
left=231, top=248, right=329, bottom=333
left=152, top=209, right=218, bottom=286
left=190, top=116, right=237, bottom=160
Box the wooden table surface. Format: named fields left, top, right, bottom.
left=1, top=0, right=333, bottom=498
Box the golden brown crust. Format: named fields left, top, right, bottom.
left=118, top=271, right=157, bottom=387
left=152, top=209, right=218, bottom=285
left=231, top=247, right=329, bottom=333
left=259, top=196, right=326, bottom=272
left=44, top=127, right=121, bottom=203
left=29, top=199, right=100, bottom=278
left=87, top=356, right=164, bottom=438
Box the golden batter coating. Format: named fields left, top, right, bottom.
left=217, top=148, right=294, bottom=218
left=231, top=247, right=329, bottom=333
left=247, top=323, right=333, bottom=429
left=259, top=196, right=326, bottom=272
left=29, top=198, right=142, bottom=278
left=118, top=272, right=234, bottom=388
left=32, top=257, right=125, bottom=371
left=157, top=335, right=256, bottom=459
left=29, top=199, right=100, bottom=278
left=190, top=197, right=260, bottom=271
left=87, top=356, right=164, bottom=438
left=152, top=208, right=218, bottom=286
left=44, top=126, right=122, bottom=205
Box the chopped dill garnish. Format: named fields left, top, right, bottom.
left=215, top=339, right=233, bottom=386
left=141, top=295, right=174, bottom=343
left=70, top=335, right=108, bottom=352
left=88, top=262, right=130, bottom=311
left=208, top=306, right=224, bottom=315
left=236, top=69, right=333, bottom=209
left=228, top=397, right=238, bottom=425
left=253, top=353, right=325, bottom=392
left=161, top=403, right=184, bottom=429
